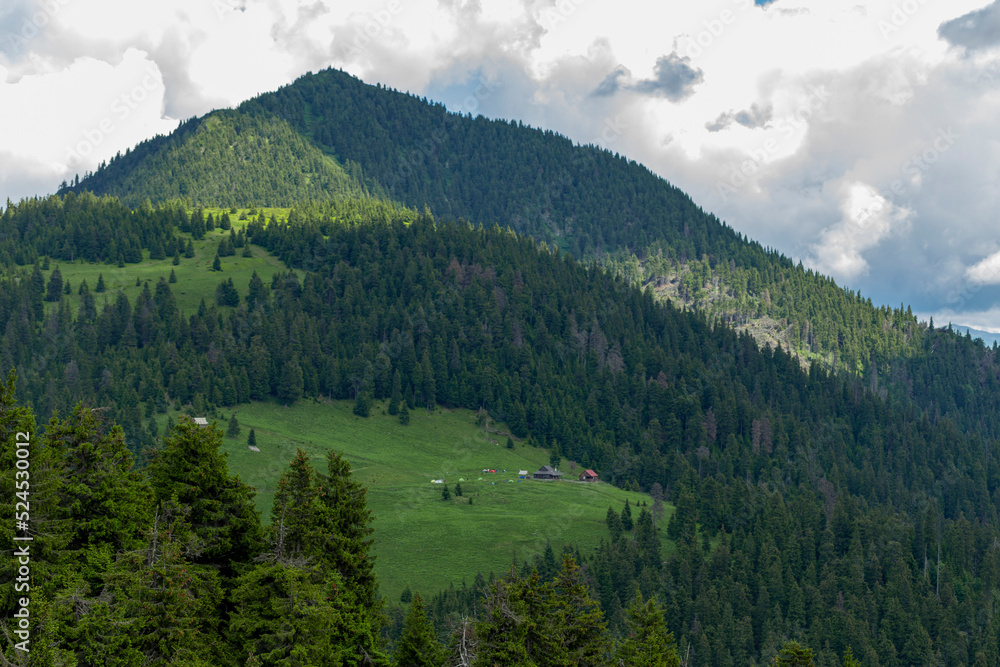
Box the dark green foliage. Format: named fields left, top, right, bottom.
left=227, top=413, right=240, bottom=438
left=278, top=357, right=304, bottom=404
left=394, top=593, right=447, bottom=667
left=772, top=641, right=815, bottom=666
left=216, top=277, right=240, bottom=307
left=442, top=484, right=451, bottom=501
left=400, top=586, right=412, bottom=604
left=247, top=428, right=257, bottom=448
left=96, top=272, right=105, bottom=292
left=620, top=499, right=633, bottom=532
left=354, top=391, right=371, bottom=417
left=399, top=402, right=410, bottom=425
left=212, top=252, right=222, bottom=271
left=185, top=238, right=196, bottom=257
left=146, top=417, right=263, bottom=573
left=612, top=594, right=680, bottom=667
left=45, top=267, right=63, bottom=301
left=506, top=436, right=514, bottom=449
left=173, top=248, right=181, bottom=265
left=169, top=267, right=177, bottom=283
left=455, top=481, right=462, bottom=496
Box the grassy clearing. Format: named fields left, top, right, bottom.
left=182, top=399, right=670, bottom=603
left=40, top=223, right=296, bottom=317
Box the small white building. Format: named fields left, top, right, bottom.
left=194, top=417, right=209, bottom=427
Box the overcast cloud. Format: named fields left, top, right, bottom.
left=2, top=0, right=1000, bottom=330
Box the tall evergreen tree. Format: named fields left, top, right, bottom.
left=394, top=593, right=447, bottom=667
left=612, top=593, right=680, bottom=667
left=146, top=416, right=263, bottom=576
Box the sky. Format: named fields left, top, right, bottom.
left=2, top=0, right=1000, bottom=330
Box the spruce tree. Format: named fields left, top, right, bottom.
left=169, top=268, right=177, bottom=283
left=227, top=413, right=241, bottom=438
left=45, top=267, right=63, bottom=301
left=173, top=247, right=181, bottom=265
left=96, top=273, right=106, bottom=292
left=394, top=593, right=447, bottom=667
left=212, top=253, right=222, bottom=272
left=621, top=499, right=634, bottom=531
left=399, top=402, right=410, bottom=425
left=247, top=428, right=257, bottom=449
left=442, top=484, right=452, bottom=501
left=612, top=593, right=680, bottom=667
left=147, top=417, right=263, bottom=575
left=772, top=641, right=815, bottom=666
left=388, top=369, right=402, bottom=415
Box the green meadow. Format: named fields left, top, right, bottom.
left=194, top=399, right=671, bottom=603
left=38, top=209, right=296, bottom=317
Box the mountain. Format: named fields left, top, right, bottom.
left=65, top=67, right=920, bottom=373
left=8, top=68, right=1000, bottom=662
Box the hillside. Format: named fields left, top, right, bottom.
left=65, top=67, right=922, bottom=373
left=201, top=399, right=664, bottom=603
left=3, top=195, right=1000, bottom=662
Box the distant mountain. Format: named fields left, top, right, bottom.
left=950, top=323, right=1000, bottom=347
left=65, top=68, right=921, bottom=373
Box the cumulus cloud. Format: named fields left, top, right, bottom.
left=939, top=1, right=1000, bottom=51
left=808, top=182, right=913, bottom=282
left=706, top=102, right=773, bottom=132
left=631, top=53, right=704, bottom=101
left=966, top=250, right=1000, bottom=285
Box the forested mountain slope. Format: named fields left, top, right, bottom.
left=1, top=195, right=1000, bottom=663
left=65, top=67, right=920, bottom=372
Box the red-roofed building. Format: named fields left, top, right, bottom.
left=579, top=469, right=598, bottom=482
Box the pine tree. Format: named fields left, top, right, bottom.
left=772, top=641, right=815, bottom=666
left=147, top=416, right=263, bottom=575
left=277, top=357, right=304, bottom=404
left=546, top=555, right=608, bottom=664
left=45, top=267, right=64, bottom=301
left=621, top=499, right=634, bottom=531
left=172, top=248, right=181, bottom=265
left=455, top=481, right=463, bottom=496
left=399, top=402, right=410, bottom=425
left=388, top=369, right=402, bottom=415
left=247, top=270, right=267, bottom=309
left=247, top=428, right=257, bottom=449
left=227, top=413, right=241, bottom=438
left=394, top=593, right=447, bottom=667
left=96, top=273, right=106, bottom=292
left=211, top=253, right=222, bottom=271
left=613, top=593, right=680, bottom=667
left=184, top=239, right=196, bottom=258
left=169, top=268, right=177, bottom=283
left=442, top=484, right=452, bottom=501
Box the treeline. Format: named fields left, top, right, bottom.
left=2, top=197, right=1000, bottom=662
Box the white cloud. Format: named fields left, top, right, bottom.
left=808, top=182, right=912, bottom=282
